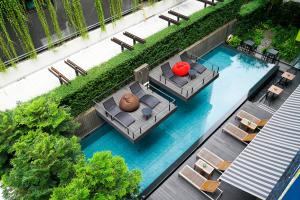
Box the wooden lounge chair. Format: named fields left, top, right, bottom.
left=179, top=165, right=223, bottom=200
left=196, top=148, right=231, bottom=172
left=236, top=110, right=268, bottom=127
left=161, top=62, right=188, bottom=87
left=222, top=123, right=256, bottom=144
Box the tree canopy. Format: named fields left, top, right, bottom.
left=0, top=96, right=79, bottom=176
left=51, top=152, right=142, bottom=200
left=2, top=131, right=83, bottom=200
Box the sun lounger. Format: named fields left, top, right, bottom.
left=222, top=123, right=256, bottom=144
left=161, top=62, right=188, bottom=87
left=180, top=52, right=207, bottom=74
left=103, top=97, right=135, bottom=127
left=129, top=82, right=160, bottom=108
left=196, top=148, right=231, bottom=172
left=179, top=165, right=223, bottom=200
left=236, top=110, right=268, bottom=127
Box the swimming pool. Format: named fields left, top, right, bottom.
left=280, top=170, right=300, bottom=200
left=81, top=45, right=274, bottom=190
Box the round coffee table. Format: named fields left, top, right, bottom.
left=189, top=69, right=197, bottom=80
left=142, top=107, right=152, bottom=120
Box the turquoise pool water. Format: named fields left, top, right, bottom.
left=81, top=45, right=274, bottom=190
left=281, top=170, right=300, bottom=200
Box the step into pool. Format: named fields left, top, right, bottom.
left=81, top=45, right=275, bottom=190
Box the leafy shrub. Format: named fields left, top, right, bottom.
left=13, top=96, right=79, bottom=135
left=0, top=96, right=78, bottom=176
left=2, top=131, right=83, bottom=200
left=236, top=22, right=267, bottom=46
left=47, top=0, right=245, bottom=116
left=272, top=25, right=300, bottom=61
left=239, top=0, right=268, bottom=17
left=51, top=151, right=141, bottom=200
left=270, top=1, right=300, bottom=27
left=228, top=35, right=242, bottom=48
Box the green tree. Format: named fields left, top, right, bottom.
left=0, top=97, right=79, bottom=176
left=51, top=152, right=141, bottom=200
left=0, top=111, right=19, bottom=176
left=13, top=96, right=79, bottom=135
left=2, top=131, right=84, bottom=200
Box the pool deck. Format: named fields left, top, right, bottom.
left=94, top=83, right=177, bottom=142
left=145, top=68, right=300, bottom=200
left=149, top=54, right=219, bottom=101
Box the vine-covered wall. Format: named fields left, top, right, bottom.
left=0, top=0, right=143, bottom=70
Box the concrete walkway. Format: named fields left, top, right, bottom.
left=0, top=0, right=208, bottom=111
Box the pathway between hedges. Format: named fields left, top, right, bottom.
left=0, top=0, right=209, bottom=111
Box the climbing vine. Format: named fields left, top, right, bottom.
left=62, top=0, right=88, bottom=38
left=109, top=0, right=123, bottom=23
left=0, top=10, right=17, bottom=60
left=33, top=0, right=53, bottom=47
left=0, top=58, right=5, bottom=71
left=0, top=34, right=14, bottom=62
left=148, top=0, right=156, bottom=6
left=4, top=0, right=36, bottom=58
left=73, top=0, right=88, bottom=38
left=95, top=0, right=106, bottom=31
left=132, top=0, right=139, bottom=11
left=47, top=0, right=63, bottom=40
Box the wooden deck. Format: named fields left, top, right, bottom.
left=149, top=54, right=219, bottom=101
left=146, top=69, right=300, bottom=200
left=94, top=83, right=177, bottom=143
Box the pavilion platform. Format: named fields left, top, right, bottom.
left=94, top=82, right=176, bottom=143
left=149, top=54, right=219, bottom=101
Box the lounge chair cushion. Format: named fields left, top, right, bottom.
left=180, top=52, right=194, bottom=64
left=242, top=133, right=256, bottom=142
left=115, top=112, right=135, bottom=127
left=197, top=148, right=231, bottom=171
left=119, top=93, right=140, bottom=112
left=129, top=82, right=161, bottom=108
left=170, top=76, right=188, bottom=87
left=201, top=180, right=220, bottom=193
left=191, top=63, right=206, bottom=74
left=140, top=95, right=160, bottom=109
left=217, top=161, right=231, bottom=171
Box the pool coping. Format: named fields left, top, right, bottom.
left=139, top=45, right=279, bottom=199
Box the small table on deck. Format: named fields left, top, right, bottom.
left=240, top=118, right=257, bottom=131
left=189, top=69, right=197, bottom=80
left=266, top=48, right=279, bottom=63
left=243, top=40, right=255, bottom=52
left=194, top=159, right=214, bottom=179
left=281, top=71, right=295, bottom=85
left=142, top=107, right=152, bottom=120
left=267, top=85, right=283, bottom=99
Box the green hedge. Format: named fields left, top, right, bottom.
left=239, top=0, right=268, bottom=17
left=48, top=0, right=245, bottom=116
